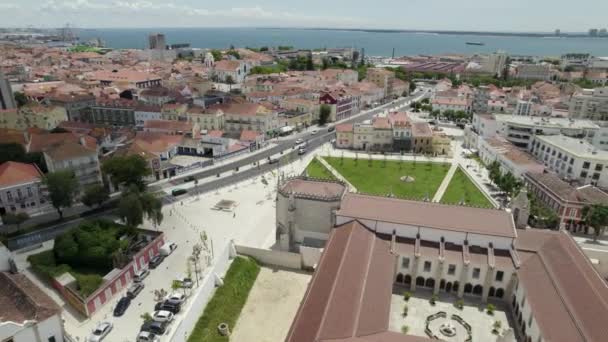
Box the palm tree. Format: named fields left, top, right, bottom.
left=582, top=205, right=608, bottom=241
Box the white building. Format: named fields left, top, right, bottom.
left=513, top=99, right=533, bottom=116
left=482, top=51, right=508, bottom=76
left=0, top=271, right=64, bottom=342
left=134, top=105, right=162, bottom=129
left=211, top=60, right=250, bottom=84
left=514, top=64, right=551, bottom=81
left=530, top=134, right=608, bottom=187
left=43, top=140, right=103, bottom=191
left=478, top=137, right=545, bottom=178
left=569, top=87, right=608, bottom=120
left=0, top=162, right=47, bottom=216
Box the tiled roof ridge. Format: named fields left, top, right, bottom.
left=2, top=273, right=42, bottom=320
left=352, top=226, right=375, bottom=337
left=316, top=221, right=357, bottom=341
left=535, top=236, right=588, bottom=340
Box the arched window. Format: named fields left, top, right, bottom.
left=425, top=278, right=435, bottom=288
left=496, top=288, right=505, bottom=299
left=440, top=279, right=446, bottom=290
left=416, top=276, right=425, bottom=287
left=473, top=284, right=483, bottom=295
left=404, top=275, right=412, bottom=285
left=396, top=273, right=404, bottom=283
left=464, top=283, right=473, bottom=294
left=489, top=287, right=496, bottom=297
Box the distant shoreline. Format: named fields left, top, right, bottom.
left=258, top=27, right=607, bottom=39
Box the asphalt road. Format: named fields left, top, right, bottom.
left=6, top=91, right=428, bottom=250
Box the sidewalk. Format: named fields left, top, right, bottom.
left=432, top=162, right=459, bottom=202
left=315, top=155, right=358, bottom=192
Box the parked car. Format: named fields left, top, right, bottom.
left=295, top=138, right=304, bottom=145
left=136, top=331, right=160, bottom=342
left=127, top=282, right=145, bottom=299
left=154, top=301, right=181, bottom=314
left=113, top=297, right=131, bottom=317
left=141, top=321, right=168, bottom=335
left=175, top=277, right=193, bottom=289
left=165, top=292, right=186, bottom=304
left=159, top=242, right=178, bottom=256
left=152, top=310, right=174, bottom=323
left=268, top=158, right=279, bottom=164
left=327, top=126, right=335, bottom=132
left=134, top=268, right=150, bottom=283
left=183, top=176, right=196, bottom=183
left=88, top=321, right=113, bottom=342
left=298, top=147, right=306, bottom=155
left=171, top=188, right=187, bottom=196
left=149, top=255, right=164, bottom=269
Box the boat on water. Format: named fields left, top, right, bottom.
left=466, top=42, right=485, bottom=46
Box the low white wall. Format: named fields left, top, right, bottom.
left=582, top=247, right=608, bottom=279
left=170, top=243, right=233, bottom=342
left=299, top=245, right=323, bottom=269
left=235, top=245, right=302, bottom=270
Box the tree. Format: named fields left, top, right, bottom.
left=118, top=186, right=163, bottom=229
left=82, top=184, right=110, bottom=208
left=226, top=49, right=240, bottom=60
left=225, top=75, right=235, bottom=90
left=102, top=154, right=151, bottom=191
left=13, top=91, right=28, bottom=107
left=306, top=52, right=314, bottom=71
left=319, top=104, right=332, bottom=125
left=1, top=212, right=30, bottom=229
left=43, top=170, right=79, bottom=219
left=210, top=49, right=222, bottom=62
left=321, top=57, right=329, bottom=70
left=0, top=143, right=47, bottom=172
left=582, top=205, right=608, bottom=241
left=409, top=82, right=416, bottom=93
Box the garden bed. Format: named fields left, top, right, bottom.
left=187, top=256, right=260, bottom=342
left=441, top=168, right=493, bottom=208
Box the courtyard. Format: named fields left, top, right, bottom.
left=440, top=168, right=493, bottom=208
left=323, top=156, right=450, bottom=199
left=231, top=267, right=312, bottom=342
left=389, top=289, right=515, bottom=342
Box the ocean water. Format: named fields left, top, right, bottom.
left=77, top=27, right=608, bottom=57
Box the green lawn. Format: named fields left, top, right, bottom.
left=305, top=158, right=336, bottom=180
left=188, top=257, right=260, bottom=342
left=440, top=168, right=493, bottom=208
left=324, top=157, right=449, bottom=199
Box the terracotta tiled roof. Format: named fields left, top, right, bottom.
left=0, top=161, right=43, bottom=187
left=337, top=193, right=517, bottom=238
left=411, top=122, right=433, bottom=137
left=286, top=221, right=396, bottom=342
left=336, top=124, right=353, bottom=133
left=516, top=229, right=608, bottom=342
left=239, top=130, right=262, bottom=142
left=214, top=60, right=242, bottom=71
left=144, top=119, right=192, bottom=132
left=28, top=133, right=97, bottom=153
left=0, top=272, right=61, bottom=324
left=44, top=140, right=96, bottom=161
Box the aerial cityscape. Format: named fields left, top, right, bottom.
left=2, top=2, right=608, bottom=342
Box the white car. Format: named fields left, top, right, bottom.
left=88, top=321, right=113, bottom=342
left=311, top=129, right=318, bottom=135
left=152, top=310, right=174, bottom=323
left=295, top=138, right=304, bottom=145
left=137, top=331, right=160, bottom=342
left=165, top=292, right=186, bottom=304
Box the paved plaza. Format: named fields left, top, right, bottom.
left=231, top=267, right=312, bottom=342
left=389, top=290, right=515, bottom=342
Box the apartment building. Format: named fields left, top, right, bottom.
left=366, top=68, right=395, bottom=98
left=0, top=162, right=46, bottom=216
left=209, top=103, right=278, bottom=134
left=530, top=134, right=608, bottom=187
left=514, top=64, right=552, bottom=81
left=0, top=105, right=67, bottom=130
left=0, top=70, right=17, bottom=110
left=478, top=137, right=545, bottom=178
left=90, top=100, right=136, bottom=126
left=569, top=87, right=608, bottom=120
left=48, top=94, right=96, bottom=122
left=211, top=60, right=250, bottom=84
left=186, top=106, right=224, bottom=131
left=43, top=140, right=102, bottom=190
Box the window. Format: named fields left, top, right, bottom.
left=402, top=257, right=410, bottom=269
left=596, top=164, right=604, bottom=171
left=583, top=161, right=591, bottom=169
left=448, top=264, right=456, bottom=275
left=593, top=173, right=601, bottom=180
left=472, top=268, right=481, bottom=279
left=581, top=171, right=588, bottom=178
left=27, top=187, right=33, bottom=197
left=495, top=271, right=504, bottom=282
left=528, top=314, right=533, bottom=327
left=48, top=337, right=57, bottom=342
left=423, top=261, right=432, bottom=272
left=6, top=191, right=12, bottom=201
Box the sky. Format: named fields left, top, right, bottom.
left=1, top=0, right=607, bottom=32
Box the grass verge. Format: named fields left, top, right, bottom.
left=305, top=158, right=336, bottom=180
left=440, top=168, right=493, bottom=208
left=187, top=256, right=261, bottom=342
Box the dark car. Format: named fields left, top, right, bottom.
left=268, top=158, right=279, bottom=164
left=113, top=297, right=131, bottom=317
left=141, top=320, right=168, bottom=335
left=127, top=282, right=145, bottom=299
left=171, top=188, right=187, bottom=196
left=154, top=301, right=181, bottom=314
left=183, top=176, right=196, bottom=183
left=149, top=255, right=164, bottom=269
left=327, top=126, right=335, bottom=132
